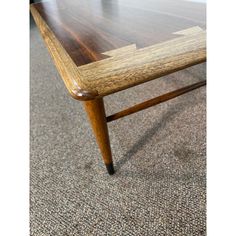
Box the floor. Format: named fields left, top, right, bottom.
left=30, top=14, right=206, bottom=236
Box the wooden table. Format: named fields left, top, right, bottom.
left=30, top=0, right=206, bottom=175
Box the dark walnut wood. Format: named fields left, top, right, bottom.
left=30, top=0, right=206, bottom=100
left=33, top=0, right=205, bottom=67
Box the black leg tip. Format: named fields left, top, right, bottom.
left=106, top=163, right=115, bottom=175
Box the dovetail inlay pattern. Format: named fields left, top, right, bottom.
left=31, top=0, right=206, bottom=100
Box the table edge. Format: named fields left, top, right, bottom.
left=30, top=3, right=206, bottom=101
left=30, top=4, right=99, bottom=101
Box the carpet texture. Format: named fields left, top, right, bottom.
left=30, top=16, right=206, bottom=236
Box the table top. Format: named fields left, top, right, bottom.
left=31, top=0, right=206, bottom=100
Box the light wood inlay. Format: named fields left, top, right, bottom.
left=30, top=0, right=206, bottom=100
left=79, top=27, right=206, bottom=96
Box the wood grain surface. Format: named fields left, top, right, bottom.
left=30, top=0, right=206, bottom=100
left=84, top=98, right=114, bottom=174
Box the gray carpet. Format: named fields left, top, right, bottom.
left=30, top=17, right=206, bottom=236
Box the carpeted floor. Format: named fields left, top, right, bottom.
left=30, top=15, right=206, bottom=236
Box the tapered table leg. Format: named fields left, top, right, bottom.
left=84, top=98, right=114, bottom=175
